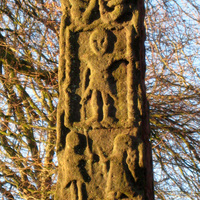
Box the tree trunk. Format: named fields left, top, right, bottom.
left=56, top=0, right=154, bottom=199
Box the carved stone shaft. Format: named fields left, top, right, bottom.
left=56, top=0, right=154, bottom=199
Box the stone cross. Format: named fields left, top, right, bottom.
left=56, top=0, right=154, bottom=199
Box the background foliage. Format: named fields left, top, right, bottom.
left=0, top=0, right=199, bottom=199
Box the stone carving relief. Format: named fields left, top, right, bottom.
left=62, top=131, right=90, bottom=200
left=81, top=28, right=119, bottom=128
left=77, top=24, right=141, bottom=129
left=99, top=0, right=131, bottom=23
left=105, top=134, right=144, bottom=199
left=89, top=27, right=109, bottom=55
left=62, top=0, right=137, bottom=26
left=56, top=0, right=145, bottom=199
left=59, top=130, right=144, bottom=199
left=68, top=0, right=99, bottom=25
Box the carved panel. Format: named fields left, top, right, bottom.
left=56, top=0, right=147, bottom=199
left=57, top=129, right=144, bottom=199
left=60, top=27, right=141, bottom=129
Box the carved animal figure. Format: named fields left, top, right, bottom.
left=99, top=0, right=129, bottom=23
left=69, top=0, right=98, bottom=24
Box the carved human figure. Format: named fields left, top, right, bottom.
left=105, top=134, right=143, bottom=199
left=63, top=131, right=90, bottom=200
left=99, top=0, right=130, bottom=23
left=81, top=28, right=117, bottom=128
